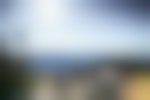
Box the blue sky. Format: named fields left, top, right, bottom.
left=1, top=0, right=150, bottom=58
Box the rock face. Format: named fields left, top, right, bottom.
left=120, top=70, right=150, bottom=100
